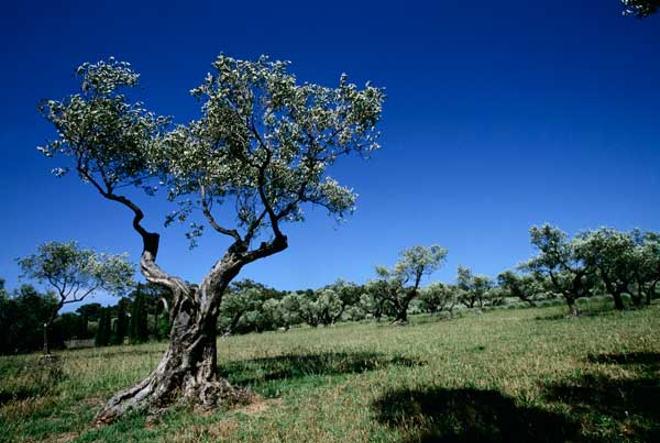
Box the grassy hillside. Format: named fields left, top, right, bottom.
left=1, top=305, right=658, bottom=442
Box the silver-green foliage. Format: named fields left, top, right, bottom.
left=621, top=0, right=659, bottom=17
left=18, top=241, right=135, bottom=304
left=39, top=55, right=384, bottom=250
left=369, top=245, right=448, bottom=322
left=418, top=282, right=458, bottom=314
left=456, top=266, right=493, bottom=309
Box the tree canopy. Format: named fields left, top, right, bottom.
left=370, top=245, right=447, bottom=323
left=39, top=56, right=385, bottom=258
left=621, top=0, right=659, bottom=17
left=17, top=241, right=134, bottom=353
left=39, top=55, right=384, bottom=421
left=18, top=242, right=134, bottom=302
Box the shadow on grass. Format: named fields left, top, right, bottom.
left=373, top=352, right=660, bottom=442
left=0, top=386, right=43, bottom=406
left=373, top=387, right=578, bottom=442
left=587, top=351, right=659, bottom=368
left=540, top=351, right=660, bottom=441
left=0, top=357, right=66, bottom=406
left=220, top=351, right=424, bottom=386
left=543, top=374, right=659, bottom=440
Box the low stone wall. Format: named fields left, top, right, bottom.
left=63, top=339, right=95, bottom=349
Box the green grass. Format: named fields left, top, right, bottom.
left=1, top=304, right=658, bottom=442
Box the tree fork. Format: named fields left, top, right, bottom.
left=40, top=55, right=382, bottom=425
left=90, top=190, right=248, bottom=423
left=94, top=276, right=250, bottom=424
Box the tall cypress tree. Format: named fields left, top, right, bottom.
left=78, top=312, right=89, bottom=339
left=112, top=300, right=128, bottom=345
left=95, top=308, right=112, bottom=347
left=129, top=287, right=149, bottom=344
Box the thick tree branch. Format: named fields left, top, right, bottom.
left=244, top=208, right=268, bottom=245
left=77, top=165, right=188, bottom=296
left=199, top=182, right=242, bottom=242
left=255, top=149, right=284, bottom=240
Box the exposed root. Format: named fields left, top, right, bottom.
left=182, top=377, right=253, bottom=411
left=93, top=375, right=252, bottom=426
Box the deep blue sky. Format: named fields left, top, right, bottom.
left=1, top=0, right=658, bottom=308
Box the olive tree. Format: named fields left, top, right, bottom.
left=523, top=224, right=595, bottom=316
left=359, top=287, right=387, bottom=321
left=317, top=279, right=362, bottom=325
left=456, top=266, right=492, bottom=309
left=17, top=241, right=134, bottom=354
left=305, top=288, right=343, bottom=326
left=218, top=280, right=270, bottom=336
left=278, top=293, right=302, bottom=330
left=370, top=245, right=447, bottom=323
left=574, top=228, right=638, bottom=310
left=292, top=291, right=322, bottom=327
left=630, top=230, right=659, bottom=305
left=39, top=56, right=384, bottom=421
left=418, top=282, right=458, bottom=316
left=497, top=271, right=544, bottom=306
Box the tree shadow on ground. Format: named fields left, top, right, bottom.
left=0, top=386, right=43, bottom=406
left=220, top=351, right=424, bottom=386
left=587, top=351, right=659, bottom=368
left=373, top=387, right=578, bottom=442
left=541, top=351, right=660, bottom=441
left=0, top=357, right=65, bottom=406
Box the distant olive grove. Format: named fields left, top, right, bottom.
left=1, top=224, right=657, bottom=356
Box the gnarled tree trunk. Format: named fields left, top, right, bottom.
left=94, top=222, right=287, bottom=424
left=94, top=244, right=250, bottom=424
left=81, top=163, right=289, bottom=424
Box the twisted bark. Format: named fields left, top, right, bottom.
left=82, top=167, right=288, bottom=424
left=94, top=249, right=249, bottom=423
left=93, top=228, right=287, bottom=423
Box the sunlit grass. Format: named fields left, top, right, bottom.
left=1, top=303, right=658, bottom=442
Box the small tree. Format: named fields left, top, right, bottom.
left=359, top=288, right=387, bottom=322
left=523, top=224, right=594, bottom=316
left=419, top=282, right=458, bottom=316
left=0, top=279, right=13, bottom=354
left=456, top=266, right=492, bottom=309
left=575, top=228, right=637, bottom=310
left=295, top=292, right=323, bottom=327
left=0, top=284, right=58, bottom=355
left=53, top=312, right=84, bottom=344
left=371, top=245, right=448, bottom=323
left=305, top=280, right=361, bottom=326
left=260, top=298, right=286, bottom=329
left=314, top=288, right=344, bottom=326
left=217, top=280, right=278, bottom=335
left=631, top=231, right=660, bottom=306
left=18, top=241, right=134, bottom=354
left=497, top=271, right=543, bottom=306
left=278, top=293, right=302, bottom=330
